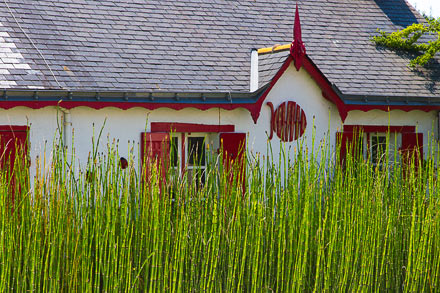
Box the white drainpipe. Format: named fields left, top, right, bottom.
left=250, top=49, right=259, bottom=92
left=60, top=108, right=72, bottom=149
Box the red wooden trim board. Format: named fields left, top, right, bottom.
left=343, top=125, right=416, bottom=133
left=0, top=55, right=437, bottom=124
left=151, top=122, right=235, bottom=133
left=0, top=125, right=29, bottom=132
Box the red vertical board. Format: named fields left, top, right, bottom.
left=401, top=132, right=423, bottom=167
left=140, top=132, right=170, bottom=186
left=336, top=129, right=363, bottom=165
left=0, top=131, right=27, bottom=169
left=219, top=133, right=246, bottom=194
left=336, top=131, right=353, bottom=164
left=0, top=127, right=29, bottom=210
left=220, top=133, right=246, bottom=163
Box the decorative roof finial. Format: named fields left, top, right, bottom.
left=290, top=3, right=306, bottom=71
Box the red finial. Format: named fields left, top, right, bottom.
left=290, top=3, right=306, bottom=71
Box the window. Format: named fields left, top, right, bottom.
left=370, top=134, right=386, bottom=166
left=338, top=125, right=422, bottom=169
left=187, top=136, right=206, bottom=186
left=144, top=132, right=212, bottom=186
left=141, top=123, right=246, bottom=190
left=368, top=132, right=399, bottom=168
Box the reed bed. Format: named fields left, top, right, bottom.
left=0, top=135, right=439, bottom=291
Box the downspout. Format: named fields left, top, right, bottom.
left=250, top=49, right=259, bottom=92
left=64, top=111, right=72, bottom=149
left=60, top=108, right=72, bottom=149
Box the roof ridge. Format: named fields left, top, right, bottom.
left=258, top=44, right=291, bottom=55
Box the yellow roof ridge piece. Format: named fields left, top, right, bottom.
left=257, top=44, right=291, bottom=55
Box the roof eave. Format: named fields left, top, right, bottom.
left=0, top=87, right=269, bottom=103
left=331, top=84, right=440, bottom=110
left=0, top=87, right=269, bottom=122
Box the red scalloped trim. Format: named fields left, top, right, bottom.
left=345, top=104, right=440, bottom=113
left=0, top=100, right=260, bottom=121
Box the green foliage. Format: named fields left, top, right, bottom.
left=1, top=134, right=440, bottom=291
left=373, top=16, right=440, bottom=67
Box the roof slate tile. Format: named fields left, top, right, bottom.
left=0, top=0, right=438, bottom=98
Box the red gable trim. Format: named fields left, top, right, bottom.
left=251, top=55, right=294, bottom=123
left=151, top=122, right=234, bottom=133
left=1, top=64, right=435, bottom=124
left=302, top=56, right=348, bottom=121
left=252, top=54, right=348, bottom=122
left=253, top=52, right=440, bottom=123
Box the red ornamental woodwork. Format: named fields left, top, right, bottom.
left=267, top=101, right=307, bottom=142
left=291, top=4, right=306, bottom=71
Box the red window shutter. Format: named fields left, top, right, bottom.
left=219, top=133, right=246, bottom=194
left=0, top=130, right=27, bottom=169
left=0, top=127, right=29, bottom=210
left=220, top=132, right=246, bottom=164
left=140, top=132, right=170, bottom=184
left=336, top=130, right=363, bottom=165
left=401, top=132, right=423, bottom=167
left=336, top=131, right=352, bottom=163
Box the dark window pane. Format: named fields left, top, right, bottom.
left=188, top=137, right=205, bottom=166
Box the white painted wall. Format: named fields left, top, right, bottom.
left=63, top=63, right=342, bottom=171
left=0, top=62, right=438, bottom=181
left=0, top=106, right=61, bottom=181
left=67, top=106, right=242, bottom=170
left=246, top=62, right=342, bottom=162
left=345, top=109, right=438, bottom=156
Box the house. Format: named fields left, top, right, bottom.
left=0, top=0, right=439, bottom=178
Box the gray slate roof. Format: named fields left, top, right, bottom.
left=259, top=50, right=290, bottom=89
left=0, top=0, right=439, bottom=99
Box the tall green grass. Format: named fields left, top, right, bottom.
left=0, top=133, right=439, bottom=291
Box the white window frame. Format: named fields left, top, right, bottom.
left=169, top=132, right=218, bottom=183
left=364, top=132, right=401, bottom=167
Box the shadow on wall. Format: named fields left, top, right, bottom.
left=375, top=0, right=420, bottom=27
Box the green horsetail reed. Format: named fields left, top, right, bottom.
left=0, top=131, right=439, bottom=291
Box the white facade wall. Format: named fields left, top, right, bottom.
left=0, top=106, right=61, bottom=180
left=0, top=61, right=438, bottom=179
left=344, top=109, right=438, bottom=151
left=64, top=62, right=343, bottom=170
left=250, top=63, right=342, bottom=159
